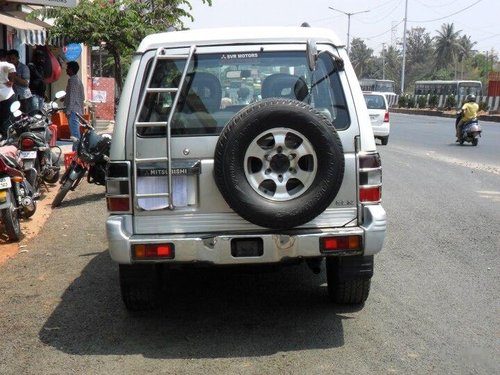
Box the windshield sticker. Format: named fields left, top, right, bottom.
left=220, top=53, right=259, bottom=63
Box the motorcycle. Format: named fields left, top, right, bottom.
left=6, top=98, right=62, bottom=195
left=455, top=110, right=482, bottom=146
left=0, top=145, right=37, bottom=241
left=52, top=113, right=111, bottom=208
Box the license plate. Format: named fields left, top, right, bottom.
left=369, top=115, right=377, bottom=121
left=0, top=176, right=12, bottom=189
left=19, top=151, right=37, bottom=159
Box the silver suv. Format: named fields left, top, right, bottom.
left=106, top=27, right=386, bottom=311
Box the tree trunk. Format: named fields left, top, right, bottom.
left=110, top=48, right=123, bottom=97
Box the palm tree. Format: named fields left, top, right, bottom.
left=434, top=23, right=462, bottom=71
left=457, top=35, right=477, bottom=79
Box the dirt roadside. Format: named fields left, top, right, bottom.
left=0, top=182, right=60, bottom=265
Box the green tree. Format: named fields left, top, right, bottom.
left=35, top=0, right=212, bottom=93
left=383, top=46, right=401, bottom=91
left=434, top=23, right=462, bottom=70
left=349, top=37, right=373, bottom=78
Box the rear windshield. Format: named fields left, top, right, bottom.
left=137, top=50, right=350, bottom=137
left=363, top=94, right=387, bottom=110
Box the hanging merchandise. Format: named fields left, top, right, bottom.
left=38, top=46, right=62, bottom=83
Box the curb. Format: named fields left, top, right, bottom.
left=389, top=108, right=500, bottom=122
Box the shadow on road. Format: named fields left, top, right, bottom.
left=51, top=192, right=106, bottom=209
left=39, top=252, right=354, bottom=358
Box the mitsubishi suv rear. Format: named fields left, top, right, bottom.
left=105, top=27, right=386, bottom=311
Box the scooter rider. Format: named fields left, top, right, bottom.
left=456, top=94, right=479, bottom=142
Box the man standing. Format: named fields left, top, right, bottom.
left=28, top=49, right=47, bottom=111
left=0, top=49, right=16, bottom=138
left=7, top=49, right=32, bottom=113
left=64, top=61, right=85, bottom=150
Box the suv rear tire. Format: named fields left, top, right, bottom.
left=326, top=256, right=373, bottom=305
left=214, top=98, right=345, bottom=229
left=119, top=264, right=160, bottom=311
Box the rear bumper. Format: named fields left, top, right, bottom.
left=106, top=205, right=386, bottom=265
left=372, top=123, right=390, bottom=137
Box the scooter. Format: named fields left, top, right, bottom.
left=456, top=110, right=482, bottom=146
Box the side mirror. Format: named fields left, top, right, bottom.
left=306, top=39, right=318, bottom=71
left=10, top=101, right=21, bottom=113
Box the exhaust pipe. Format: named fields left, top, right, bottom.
left=306, top=258, right=323, bottom=274
left=21, top=196, right=36, bottom=215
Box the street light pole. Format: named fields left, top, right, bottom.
left=400, top=0, right=409, bottom=94
left=382, top=43, right=386, bottom=80
left=328, top=6, right=370, bottom=54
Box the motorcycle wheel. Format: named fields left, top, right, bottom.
left=472, top=138, right=478, bottom=146
left=51, top=180, right=73, bottom=208
left=1, top=190, right=22, bottom=241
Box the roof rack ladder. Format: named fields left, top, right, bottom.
left=132, top=45, right=196, bottom=210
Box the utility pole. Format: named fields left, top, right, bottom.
left=400, top=0, right=408, bottom=94
left=328, top=6, right=370, bottom=55
left=382, top=43, right=386, bottom=80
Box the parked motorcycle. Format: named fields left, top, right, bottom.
left=0, top=145, right=37, bottom=240
left=52, top=113, right=111, bottom=208
left=455, top=110, right=482, bottom=146
left=6, top=98, right=62, bottom=195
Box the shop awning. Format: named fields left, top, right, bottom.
left=0, top=12, right=47, bottom=46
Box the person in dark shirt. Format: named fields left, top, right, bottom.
left=28, top=49, right=47, bottom=111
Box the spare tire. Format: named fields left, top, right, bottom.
left=214, top=98, right=345, bottom=229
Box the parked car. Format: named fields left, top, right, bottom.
left=363, top=92, right=390, bottom=145
left=106, top=27, right=387, bottom=311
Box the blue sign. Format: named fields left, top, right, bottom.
left=63, top=43, right=82, bottom=61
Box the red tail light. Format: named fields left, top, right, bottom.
left=21, top=138, right=35, bottom=150
left=106, top=162, right=131, bottom=213
left=359, top=153, right=382, bottom=204
left=133, top=243, right=175, bottom=259
left=321, top=235, right=362, bottom=252
left=384, top=111, right=390, bottom=122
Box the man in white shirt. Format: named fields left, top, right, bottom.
left=0, top=49, right=16, bottom=138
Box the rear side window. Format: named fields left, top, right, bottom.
left=137, top=50, right=350, bottom=137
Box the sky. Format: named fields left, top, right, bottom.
left=184, top=0, right=499, bottom=56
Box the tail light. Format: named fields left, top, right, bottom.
left=132, top=243, right=175, bottom=259
left=106, top=161, right=131, bottom=213
left=21, top=138, right=35, bottom=150
left=320, top=235, right=362, bottom=253
left=359, top=152, right=382, bottom=204
left=384, top=111, right=390, bottom=122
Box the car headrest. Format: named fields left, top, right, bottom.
left=261, top=73, right=309, bottom=101
left=179, top=72, right=222, bottom=113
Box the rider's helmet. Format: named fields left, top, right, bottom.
left=466, top=94, right=476, bottom=102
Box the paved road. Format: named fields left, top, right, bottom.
left=0, top=113, right=498, bottom=374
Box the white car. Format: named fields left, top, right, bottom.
left=363, top=92, right=390, bottom=145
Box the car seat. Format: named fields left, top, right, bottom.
left=178, top=72, right=222, bottom=113
left=261, top=73, right=309, bottom=101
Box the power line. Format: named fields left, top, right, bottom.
left=408, top=0, right=483, bottom=23
left=362, top=19, right=404, bottom=40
